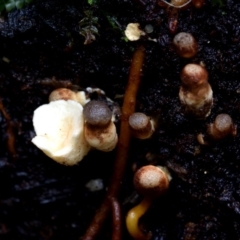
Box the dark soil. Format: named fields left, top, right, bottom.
left=1, top=0, right=240, bottom=239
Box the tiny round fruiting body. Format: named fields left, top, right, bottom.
left=83, top=100, right=118, bottom=151
left=83, top=100, right=112, bottom=127
left=180, top=63, right=208, bottom=87
left=207, top=114, right=237, bottom=140
left=134, top=165, right=170, bottom=198
left=129, top=112, right=154, bottom=139
left=173, top=32, right=198, bottom=58
left=124, top=23, right=146, bottom=41
left=126, top=165, right=171, bottom=240
left=179, top=64, right=213, bottom=119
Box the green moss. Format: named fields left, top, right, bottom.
left=0, top=0, right=33, bottom=13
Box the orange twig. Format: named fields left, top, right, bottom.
left=81, top=45, right=145, bottom=240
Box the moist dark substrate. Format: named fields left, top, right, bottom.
left=1, top=0, right=240, bottom=239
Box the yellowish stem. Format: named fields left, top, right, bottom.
left=126, top=197, right=152, bottom=240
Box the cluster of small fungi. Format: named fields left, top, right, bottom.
left=173, top=31, right=237, bottom=144
left=32, top=88, right=118, bottom=165
left=31, top=1, right=237, bottom=239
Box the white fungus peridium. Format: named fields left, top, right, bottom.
left=32, top=100, right=91, bottom=165
left=125, top=23, right=146, bottom=41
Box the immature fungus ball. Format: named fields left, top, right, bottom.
left=49, top=88, right=89, bottom=106
left=129, top=112, right=155, bottom=139
left=134, top=165, right=170, bottom=198
left=83, top=100, right=112, bottom=127
left=126, top=165, right=171, bottom=240
left=83, top=100, right=118, bottom=151
left=173, top=32, right=198, bottom=58
left=125, top=23, right=146, bottom=41
left=207, top=114, right=237, bottom=140
left=32, top=100, right=90, bottom=165
left=180, top=63, right=208, bottom=87
left=179, top=63, right=213, bottom=119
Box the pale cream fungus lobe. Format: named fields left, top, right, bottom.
left=32, top=100, right=90, bottom=165
left=124, top=23, right=146, bottom=41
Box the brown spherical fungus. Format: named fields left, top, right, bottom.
left=207, top=114, right=237, bottom=140
left=83, top=100, right=118, bottom=151
left=126, top=165, right=171, bottom=240
left=134, top=165, right=170, bottom=198
left=83, top=100, right=112, bottom=127
left=129, top=112, right=155, bottom=139
left=179, top=63, right=213, bottom=119
left=173, top=32, right=198, bottom=58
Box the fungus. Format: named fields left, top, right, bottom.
left=126, top=165, right=171, bottom=240
left=49, top=88, right=89, bottom=106
left=125, top=23, right=146, bottom=41
left=32, top=100, right=90, bottom=165
left=179, top=63, right=213, bottom=119
left=128, top=112, right=155, bottom=139
left=207, top=114, right=237, bottom=140
left=83, top=100, right=118, bottom=151
left=173, top=32, right=198, bottom=58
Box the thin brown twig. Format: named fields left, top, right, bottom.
left=110, top=197, right=122, bottom=240
left=81, top=45, right=145, bottom=240
left=0, top=98, right=17, bottom=160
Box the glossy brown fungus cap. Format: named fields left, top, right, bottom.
left=180, top=63, right=208, bottom=88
